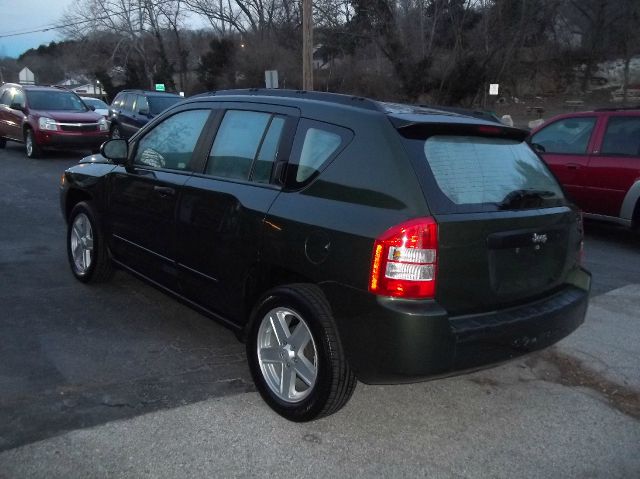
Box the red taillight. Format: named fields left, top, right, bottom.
left=476, top=125, right=502, bottom=135
left=369, top=217, right=438, bottom=299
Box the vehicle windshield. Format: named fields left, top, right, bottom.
left=405, top=135, right=566, bottom=214
left=26, top=91, right=88, bottom=112
left=148, top=96, right=182, bottom=115
left=82, top=98, right=108, bottom=109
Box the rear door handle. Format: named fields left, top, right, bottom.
left=153, top=186, right=175, bottom=197
left=566, top=163, right=581, bottom=170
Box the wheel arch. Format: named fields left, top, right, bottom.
left=620, top=179, right=640, bottom=222
left=240, top=263, right=316, bottom=342
left=64, top=188, right=93, bottom=223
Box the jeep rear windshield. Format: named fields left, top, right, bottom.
left=148, top=96, right=182, bottom=115
left=403, top=135, right=566, bottom=214
left=26, top=91, right=88, bottom=112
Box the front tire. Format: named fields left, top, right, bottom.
left=247, top=284, right=356, bottom=421
left=67, top=201, right=113, bottom=283
left=25, top=128, right=42, bottom=158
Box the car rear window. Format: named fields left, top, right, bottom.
left=406, top=135, right=565, bottom=214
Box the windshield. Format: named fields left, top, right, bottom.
left=26, top=91, right=88, bottom=112
left=405, top=135, right=565, bottom=214
left=82, top=98, right=108, bottom=109
left=148, top=96, right=182, bottom=115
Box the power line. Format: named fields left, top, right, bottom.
left=0, top=0, right=182, bottom=40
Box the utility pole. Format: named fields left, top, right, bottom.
left=302, top=0, right=313, bottom=90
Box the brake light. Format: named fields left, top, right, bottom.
left=369, top=217, right=438, bottom=299
left=476, top=125, right=502, bottom=135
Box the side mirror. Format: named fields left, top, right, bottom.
left=138, top=108, right=150, bottom=116
left=88, top=105, right=96, bottom=111
left=531, top=142, right=546, bottom=154
left=10, top=103, right=25, bottom=112
left=100, top=138, right=129, bottom=165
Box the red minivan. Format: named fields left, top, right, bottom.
left=530, top=109, right=640, bottom=231
left=0, top=83, right=109, bottom=158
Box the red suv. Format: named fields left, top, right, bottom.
left=530, top=109, right=640, bottom=232
left=0, top=83, right=109, bottom=158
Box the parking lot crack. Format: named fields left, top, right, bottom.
left=537, top=349, right=640, bottom=419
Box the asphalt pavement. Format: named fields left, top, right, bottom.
left=0, top=141, right=638, bottom=478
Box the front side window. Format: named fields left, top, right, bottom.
left=133, top=109, right=210, bottom=170
left=601, top=116, right=640, bottom=156
left=112, top=93, right=124, bottom=108
left=206, top=110, right=281, bottom=181
left=0, top=89, right=13, bottom=106
left=123, top=94, right=136, bottom=112
left=531, top=117, right=596, bottom=155
left=137, top=95, right=150, bottom=114
left=12, top=90, right=26, bottom=108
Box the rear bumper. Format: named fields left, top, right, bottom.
left=323, top=267, right=591, bottom=384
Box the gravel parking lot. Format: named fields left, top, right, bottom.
left=0, top=141, right=639, bottom=478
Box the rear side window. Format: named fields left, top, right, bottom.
left=206, top=110, right=284, bottom=182
left=286, top=119, right=352, bottom=187
left=413, top=136, right=564, bottom=213
left=531, top=117, right=596, bottom=154
left=601, top=117, right=640, bottom=156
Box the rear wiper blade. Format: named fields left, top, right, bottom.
left=498, top=189, right=556, bottom=209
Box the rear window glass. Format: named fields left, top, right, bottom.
left=414, top=135, right=564, bottom=213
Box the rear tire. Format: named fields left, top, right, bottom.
left=0, top=138, right=6, bottom=148
left=247, top=284, right=356, bottom=422
left=25, top=128, right=42, bottom=158
left=67, top=201, right=114, bottom=283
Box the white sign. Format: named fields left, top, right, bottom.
left=19, top=67, right=35, bottom=85
left=179, top=92, right=185, bottom=97
left=265, top=70, right=279, bottom=89
left=489, top=83, right=499, bottom=96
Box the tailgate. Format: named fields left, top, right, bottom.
left=399, top=127, right=582, bottom=315
left=435, top=207, right=581, bottom=315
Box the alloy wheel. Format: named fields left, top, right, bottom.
left=70, top=213, right=94, bottom=275
left=256, top=307, right=318, bottom=403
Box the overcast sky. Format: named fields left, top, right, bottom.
left=0, top=0, right=207, bottom=58
left=0, top=0, right=76, bottom=57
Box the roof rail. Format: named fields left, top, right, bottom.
left=191, top=88, right=384, bottom=112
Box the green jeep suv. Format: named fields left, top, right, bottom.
left=60, top=90, right=591, bottom=421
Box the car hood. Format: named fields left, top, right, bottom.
left=31, top=110, right=103, bottom=122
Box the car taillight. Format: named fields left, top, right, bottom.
left=369, top=217, right=438, bottom=299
